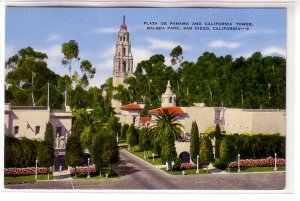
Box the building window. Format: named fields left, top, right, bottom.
left=133, top=116, right=136, bottom=124
left=35, top=126, right=40, bottom=135
left=56, top=127, right=62, bottom=137
left=14, top=126, right=19, bottom=135
left=123, top=47, right=126, bottom=55
left=169, top=97, right=172, bottom=103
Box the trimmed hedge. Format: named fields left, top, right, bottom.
left=5, top=136, right=40, bottom=168
left=218, top=134, right=285, bottom=165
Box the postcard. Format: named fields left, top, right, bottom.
left=3, top=3, right=292, bottom=196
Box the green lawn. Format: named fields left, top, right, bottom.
left=5, top=174, right=53, bottom=184
left=72, top=168, right=119, bottom=180
left=161, top=168, right=209, bottom=175
left=227, top=166, right=286, bottom=173
left=127, top=146, right=163, bottom=166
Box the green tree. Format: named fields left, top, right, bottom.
left=91, top=129, right=119, bottom=176
left=102, top=133, right=119, bottom=173
left=120, top=123, right=129, bottom=139
left=20, top=138, right=38, bottom=167
left=126, top=124, right=139, bottom=150
left=199, top=136, right=214, bottom=165
left=79, top=125, right=93, bottom=151
left=37, top=141, right=54, bottom=179
left=61, top=40, right=79, bottom=80
left=213, top=123, right=223, bottom=159
left=190, top=121, right=200, bottom=164
left=150, top=108, right=184, bottom=164
left=160, top=127, right=177, bottom=170
left=44, top=122, right=54, bottom=145
left=4, top=136, right=23, bottom=168
left=107, top=116, right=121, bottom=137
left=91, top=129, right=106, bottom=176
left=65, top=134, right=83, bottom=177
left=170, top=45, right=183, bottom=65
left=5, top=47, right=63, bottom=108
left=139, top=127, right=150, bottom=157
left=220, top=136, right=235, bottom=164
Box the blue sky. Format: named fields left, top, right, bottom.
left=5, top=7, right=286, bottom=87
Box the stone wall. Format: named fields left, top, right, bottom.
left=181, top=106, right=215, bottom=134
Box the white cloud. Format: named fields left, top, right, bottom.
left=47, top=34, right=60, bottom=42
left=261, top=46, right=286, bottom=57
left=94, top=27, right=119, bottom=34
left=132, top=47, right=153, bottom=67
left=234, top=51, right=253, bottom=59
left=36, top=44, right=65, bottom=75
left=146, top=38, right=191, bottom=51
left=209, top=40, right=240, bottom=49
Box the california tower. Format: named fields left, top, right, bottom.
left=112, top=15, right=133, bottom=87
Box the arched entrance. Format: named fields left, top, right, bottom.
left=54, top=155, right=67, bottom=171
left=179, top=151, right=190, bottom=163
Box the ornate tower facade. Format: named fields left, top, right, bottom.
left=161, top=80, right=176, bottom=107
left=113, top=15, right=133, bottom=87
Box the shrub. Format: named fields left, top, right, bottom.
left=220, top=136, right=235, bottom=164
left=172, top=158, right=182, bottom=171
left=213, top=158, right=228, bottom=170
left=199, top=136, right=213, bottom=165
left=4, top=167, right=48, bottom=176
left=70, top=165, right=97, bottom=175
left=181, top=163, right=197, bottom=170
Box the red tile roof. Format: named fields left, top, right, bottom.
left=140, top=117, right=151, bottom=125
left=120, top=104, right=142, bottom=110
left=149, top=107, right=185, bottom=115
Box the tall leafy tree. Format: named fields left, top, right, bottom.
left=190, top=121, right=200, bottom=164
left=139, top=127, right=150, bottom=157
left=65, top=134, right=83, bottom=177
left=61, top=40, right=79, bottom=80
left=160, top=126, right=177, bottom=170
left=150, top=108, right=184, bottom=164
left=121, top=123, right=129, bottom=139
left=4, top=136, right=23, bottom=168
left=5, top=47, right=63, bottom=107
left=199, top=136, right=214, bottom=165
left=107, top=116, right=121, bottom=137
left=126, top=124, right=139, bottom=150
left=38, top=141, right=54, bottom=179
left=44, top=122, right=54, bottom=145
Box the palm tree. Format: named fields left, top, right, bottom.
left=149, top=108, right=184, bottom=170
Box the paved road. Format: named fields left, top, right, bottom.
left=5, top=149, right=285, bottom=190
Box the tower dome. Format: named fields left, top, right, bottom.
left=120, top=15, right=127, bottom=30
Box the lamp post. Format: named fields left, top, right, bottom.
left=152, top=153, right=155, bottom=162
left=196, top=155, right=199, bottom=174
left=116, top=132, right=119, bottom=143
left=274, top=153, right=277, bottom=171
left=87, top=158, right=90, bottom=178
left=238, top=154, right=240, bottom=173
left=35, top=159, right=38, bottom=181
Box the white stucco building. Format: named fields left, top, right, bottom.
left=4, top=103, right=72, bottom=157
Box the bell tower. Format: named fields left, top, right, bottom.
left=113, top=15, right=133, bottom=87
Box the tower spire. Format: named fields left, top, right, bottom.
left=123, top=15, right=125, bottom=24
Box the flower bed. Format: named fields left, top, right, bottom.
left=4, top=167, right=48, bottom=176
left=70, top=165, right=97, bottom=174
left=228, top=157, right=285, bottom=168
left=181, top=163, right=197, bottom=170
